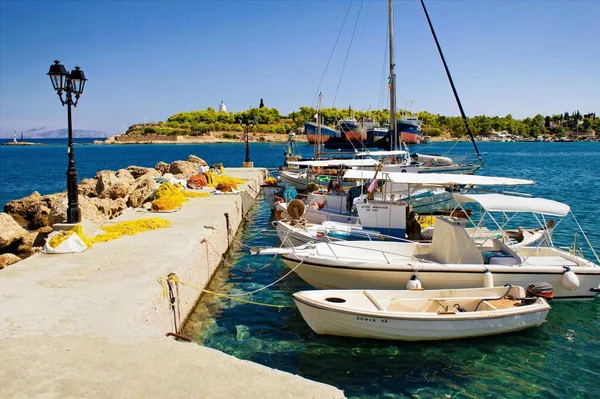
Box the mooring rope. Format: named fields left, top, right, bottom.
left=158, top=256, right=308, bottom=310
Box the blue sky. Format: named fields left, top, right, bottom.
left=0, top=0, right=598, bottom=137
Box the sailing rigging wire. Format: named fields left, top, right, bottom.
left=378, top=21, right=390, bottom=111
left=419, top=0, right=483, bottom=164
left=339, top=0, right=372, bottom=107
left=311, top=0, right=355, bottom=109
left=333, top=0, right=365, bottom=108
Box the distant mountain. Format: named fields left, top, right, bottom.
left=19, top=127, right=107, bottom=139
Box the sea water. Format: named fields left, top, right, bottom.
left=2, top=139, right=599, bottom=397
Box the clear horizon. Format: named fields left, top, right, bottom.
left=1, top=0, right=598, bottom=138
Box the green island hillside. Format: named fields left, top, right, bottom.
left=121, top=106, right=598, bottom=141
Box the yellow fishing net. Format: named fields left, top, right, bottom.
left=185, top=191, right=211, bottom=198
left=152, top=181, right=214, bottom=211
left=205, top=172, right=246, bottom=191
left=48, top=224, right=94, bottom=249
left=418, top=215, right=436, bottom=229
left=152, top=182, right=189, bottom=211
left=92, top=217, right=170, bottom=243
left=265, top=176, right=278, bottom=186
left=47, top=218, right=171, bottom=249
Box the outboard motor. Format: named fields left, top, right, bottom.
left=523, top=282, right=554, bottom=305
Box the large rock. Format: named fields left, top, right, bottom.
left=96, top=170, right=118, bottom=198
left=0, top=213, right=28, bottom=252
left=29, top=205, right=52, bottom=230
left=16, top=231, right=40, bottom=258
left=3, top=192, right=43, bottom=220
left=126, top=166, right=156, bottom=179
left=4, top=192, right=73, bottom=229
left=155, top=161, right=170, bottom=175
left=91, top=197, right=127, bottom=219
left=95, top=170, right=132, bottom=200
left=108, top=180, right=131, bottom=200
left=143, top=169, right=161, bottom=180
left=169, top=161, right=198, bottom=179
left=187, top=155, right=207, bottom=165
left=50, top=194, right=107, bottom=225
left=116, top=169, right=135, bottom=185
left=0, top=253, right=21, bottom=269
left=78, top=178, right=98, bottom=197
left=128, top=175, right=157, bottom=208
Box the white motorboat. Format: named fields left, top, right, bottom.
left=293, top=285, right=551, bottom=341
left=276, top=172, right=534, bottom=240
left=279, top=149, right=478, bottom=192
left=274, top=219, right=405, bottom=248
left=279, top=158, right=379, bottom=192
left=279, top=195, right=600, bottom=300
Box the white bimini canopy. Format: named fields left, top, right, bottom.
left=342, top=170, right=535, bottom=186
left=287, top=159, right=379, bottom=167
left=454, top=193, right=570, bottom=216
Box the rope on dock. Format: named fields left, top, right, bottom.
left=157, top=271, right=298, bottom=311
left=157, top=251, right=308, bottom=310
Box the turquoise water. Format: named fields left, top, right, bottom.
left=182, top=142, right=600, bottom=398
left=183, top=196, right=600, bottom=398
left=2, top=140, right=599, bottom=397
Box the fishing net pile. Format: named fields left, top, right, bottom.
left=46, top=217, right=171, bottom=251
left=92, top=217, right=171, bottom=243
left=152, top=182, right=211, bottom=211
left=185, top=171, right=246, bottom=193
left=264, top=176, right=278, bottom=186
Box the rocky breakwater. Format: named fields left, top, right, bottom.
left=1, top=154, right=209, bottom=269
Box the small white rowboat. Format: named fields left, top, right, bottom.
left=293, top=285, right=551, bottom=341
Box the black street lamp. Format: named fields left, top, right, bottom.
left=47, top=60, right=87, bottom=224
left=238, top=116, right=257, bottom=167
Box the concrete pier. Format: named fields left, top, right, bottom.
left=0, top=168, right=345, bottom=399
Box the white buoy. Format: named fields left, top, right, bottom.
left=483, top=269, right=494, bottom=288
left=562, top=266, right=580, bottom=291
left=406, top=274, right=422, bottom=290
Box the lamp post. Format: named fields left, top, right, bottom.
left=239, top=116, right=256, bottom=167
left=47, top=60, right=87, bottom=224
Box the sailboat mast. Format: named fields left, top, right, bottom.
left=316, top=92, right=323, bottom=160
left=419, top=0, right=482, bottom=164
left=388, top=0, right=397, bottom=151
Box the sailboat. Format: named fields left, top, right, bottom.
left=321, top=0, right=483, bottom=174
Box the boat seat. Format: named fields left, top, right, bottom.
left=363, top=290, right=384, bottom=310
left=521, top=256, right=578, bottom=267
left=425, top=218, right=483, bottom=264
left=387, top=299, right=429, bottom=312
left=490, top=238, right=524, bottom=263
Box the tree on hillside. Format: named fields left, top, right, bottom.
left=582, top=118, right=592, bottom=131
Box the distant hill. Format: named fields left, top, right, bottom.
left=19, top=127, right=107, bottom=139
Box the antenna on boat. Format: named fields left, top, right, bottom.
left=419, top=0, right=483, bottom=164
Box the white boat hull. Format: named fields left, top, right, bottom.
left=293, top=288, right=550, bottom=341
left=281, top=217, right=600, bottom=300
left=283, top=257, right=600, bottom=300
